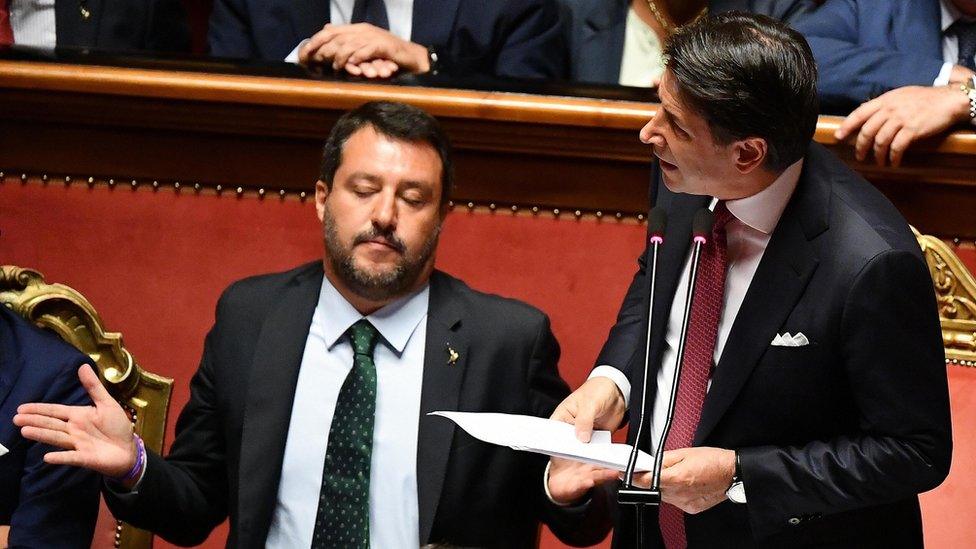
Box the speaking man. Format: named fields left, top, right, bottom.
left=15, top=101, right=611, bottom=548
left=546, top=12, right=953, bottom=547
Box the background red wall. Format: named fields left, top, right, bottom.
left=1, top=177, right=973, bottom=548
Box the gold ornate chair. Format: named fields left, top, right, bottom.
left=915, top=230, right=976, bottom=367
left=0, top=266, right=172, bottom=549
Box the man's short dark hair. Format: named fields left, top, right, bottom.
left=663, top=12, right=819, bottom=172
left=320, top=101, right=454, bottom=205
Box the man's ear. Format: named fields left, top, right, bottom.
left=315, top=180, right=330, bottom=222
left=732, top=137, right=768, bottom=175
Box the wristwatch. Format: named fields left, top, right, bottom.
left=726, top=451, right=746, bottom=504
left=961, top=75, right=976, bottom=121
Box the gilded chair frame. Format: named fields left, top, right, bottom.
left=914, top=230, right=976, bottom=367
left=0, top=265, right=172, bottom=549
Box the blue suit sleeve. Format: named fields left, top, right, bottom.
left=794, top=0, right=944, bottom=109
left=8, top=357, right=100, bottom=549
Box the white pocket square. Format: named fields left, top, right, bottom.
left=771, top=332, right=810, bottom=347
left=0, top=442, right=7, bottom=457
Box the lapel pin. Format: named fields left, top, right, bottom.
left=446, top=344, right=459, bottom=366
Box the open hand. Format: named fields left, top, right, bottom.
left=835, top=85, right=971, bottom=167
left=546, top=457, right=619, bottom=505
left=14, top=364, right=136, bottom=478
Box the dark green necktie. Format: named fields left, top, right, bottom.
left=312, top=319, right=379, bottom=549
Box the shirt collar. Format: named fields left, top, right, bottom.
left=318, top=274, right=430, bottom=354
left=943, top=0, right=969, bottom=32
left=715, top=159, right=803, bottom=235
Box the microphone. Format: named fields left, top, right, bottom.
left=618, top=206, right=667, bottom=547
left=618, top=207, right=715, bottom=548
left=649, top=207, right=714, bottom=493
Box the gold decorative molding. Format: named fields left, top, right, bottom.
left=0, top=265, right=172, bottom=549
left=915, top=229, right=976, bottom=367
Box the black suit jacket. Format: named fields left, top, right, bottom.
left=207, top=0, right=568, bottom=79
left=559, top=0, right=818, bottom=85
left=105, top=264, right=610, bottom=548
left=599, top=143, right=952, bottom=546
left=0, top=306, right=100, bottom=548
left=54, top=0, right=189, bottom=53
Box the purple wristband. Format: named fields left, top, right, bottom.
left=111, top=434, right=145, bottom=484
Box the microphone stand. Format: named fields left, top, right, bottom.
left=618, top=208, right=713, bottom=548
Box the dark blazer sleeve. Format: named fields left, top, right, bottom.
left=103, top=303, right=231, bottom=546
left=526, top=315, right=613, bottom=546
left=793, top=0, right=944, bottom=109
left=738, top=249, right=952, bottom=538
left=9, top=355, right=100, bottom=549
left=709, top=0, right=819, bottom=25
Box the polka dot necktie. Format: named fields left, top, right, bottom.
left=951, top=20, right=976, bottom=71
left=659, top=202, right=734, bottom=549
left=312, top=319, right=379, bottom=549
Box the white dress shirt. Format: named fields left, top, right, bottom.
left=591, top=159, right=803, bottom=456
left=285, top=0, right=415, bottom=62
left=933, top=0, right=975, bottom=85
left=9, top=0, right=56, bottom=48
left=266, top=275, right=428, bottom=548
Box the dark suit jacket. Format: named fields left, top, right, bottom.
left=104, top=264, right=610, bottom=548
left=793, top=0, right=945, bottom=113
left=207, top=0, right=568, bottom=79
left=53, top=0, right=190, bottom=52
left=599, top=143, right=951, bottom=547
left=559, top=0, right=819, bottom=84
left=0, top=306, right=100, bottom=548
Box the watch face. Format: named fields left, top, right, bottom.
left=727, top=481, right=746, bottom=504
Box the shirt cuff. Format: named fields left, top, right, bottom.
left=543, top=460, right=573, bottom=507
left=588, top=365, right=631, bottom=408
left=284, top=39, right=310, bottom=64
left=934, top=61, right=954, bottom=86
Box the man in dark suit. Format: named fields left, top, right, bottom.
left=794, top=0, right=976, bottom=167
left=209, top=0, right=567, bottom=80
left=0, top=306, right=100, bottom=548
left=546, top=13, right=952, bottom=547
left=558, top=0, right=818, bottom=86
left=15, top=101, right=611, bottom=548
left=1, top=0, right=189, bottom=52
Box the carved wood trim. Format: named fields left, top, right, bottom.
left=914, top=231, right=976, bottom=366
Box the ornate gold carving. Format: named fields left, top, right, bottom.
left=914, top=229, right=976, bottom=366
left=0, top=265, right=172, bottom=549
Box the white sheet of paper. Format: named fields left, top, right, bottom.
left=429, top=411, right=655, bottom=472
left=0, top=442, right=8, bottom=457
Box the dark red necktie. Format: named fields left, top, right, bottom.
left=659, top=202, right=734, bottom=549
left=0, top=0, right=14, bottom=47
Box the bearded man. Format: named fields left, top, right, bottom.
left=15, top=101, right=611, bottom=549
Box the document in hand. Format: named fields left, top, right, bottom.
left=429, top=411, right=654, bottom=472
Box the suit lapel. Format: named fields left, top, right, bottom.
left=416, top=272, right=468, bottom=544
left=289, top=0, right=331, bottom=53
left=577, top=0, right=627, bottom=83
left=55, top=0, right=102, bottom=47
left=411, top=0, right=460, bottom=45
left=900, top=0, right=942, bottom=60
left=694, top=153, right=831, bottom=445
left=237, top=265, right=323, bottom=547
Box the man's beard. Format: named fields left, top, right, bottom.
left=323, top=207, right=441, bottom=302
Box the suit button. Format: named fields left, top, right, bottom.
left=788, top=517, right=801, bottom=526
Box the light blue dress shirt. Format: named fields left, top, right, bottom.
left=266, top=275, right=429, bottom=548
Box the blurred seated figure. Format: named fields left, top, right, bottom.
left=0, top=0, right=190, bottom=53
left=0, top=306, right=100, bottom=548
left=795, top=0, right=976, bottom=167
left=209, top=0, right=567, bottom=80
left=559, top=0, right=819, bottom=86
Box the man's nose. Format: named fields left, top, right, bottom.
left=371, top=190, right=398, bottom=230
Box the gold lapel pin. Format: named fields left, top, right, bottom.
left=446, top=344, right=459, bottom=366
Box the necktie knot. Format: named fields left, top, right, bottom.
left=712, top=201, right=735, bottom=237
left=348, top=319, right=379, bottom=357
left=950, top=19, right=976, bottom=70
